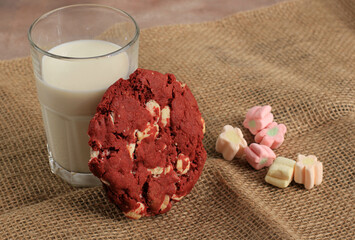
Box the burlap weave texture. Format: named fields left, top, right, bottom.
left=0, top=0, right=354, bottom=239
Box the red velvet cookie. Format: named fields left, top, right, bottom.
left=88, top=68, right=206, bottom=219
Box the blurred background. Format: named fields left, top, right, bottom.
left=0, top=0, right=287, bottom=59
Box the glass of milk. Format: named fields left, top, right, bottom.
left=28, top=4, right=139, bottom=187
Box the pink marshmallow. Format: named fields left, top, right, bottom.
left=244, top=143, right=276, bottom=170
left=255, top=122, right=287, bottom=149
left=243, top=105, right=274, bottom=135
left=294, top=154, right=323, bottom=189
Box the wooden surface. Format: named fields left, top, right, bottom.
left=0, top=0, right=287, bottom=60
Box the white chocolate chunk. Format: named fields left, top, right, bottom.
left=147, top=167, right=164, bottom=175
left=164, top=165, right=172, bottom=174
left=176, top=79, right=185, bottom=87
left=90, top=149, right=110, bottom=159
left=100, top=178, right=110, bottom=186
left=109, top=112, right=115, bottom=124
left=176, top=154, right=190, bottom=175
left=146, top=100, right=161, bottom=122
left=125, top=212, right=141, bottom=220
left=127, top=143, right=136, bottom=159
left=90, top=148, right=99, bottom=158
left=148, top=165, right=172, bottom=177
left=176, top=160, right=184, bottom=173
left=161, top=106, right=170, bottom=127
left=136, top=122, right=159, bottom=143
left=160, top=195, right=170, bottom=211
left=103, top=150, right=110, bottom=157
left=172, top=194, right=185, bottom=201
left=124, top=202, right=145, bottom=220
left=201, top=118, right=206, bottom=134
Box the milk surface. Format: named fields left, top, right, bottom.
left=37, top=40, right=130, bottom=173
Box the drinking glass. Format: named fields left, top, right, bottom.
left=28, top=4, right=139, bottom=187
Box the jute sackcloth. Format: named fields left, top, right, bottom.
left=0, top=0, right=354, bottom=239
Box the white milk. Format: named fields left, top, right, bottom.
left=37, top=40, right=129, bottom=173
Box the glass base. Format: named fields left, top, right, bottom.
left=48, top=151, right=101, bottom=187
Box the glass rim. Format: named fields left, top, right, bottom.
left=27, top=4, right=140, bottom=60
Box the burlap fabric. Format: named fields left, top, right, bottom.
left=0, top=0, right=354, bottom=238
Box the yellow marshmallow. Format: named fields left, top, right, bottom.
left=265, top=157, right=296, bottom=188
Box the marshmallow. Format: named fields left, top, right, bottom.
left=294, top=154, right=323, bottom=189
left=243, top=105, right=274, bottom=135
left=216, top=125, right=247, bottom=160
left=244, top=143, right=276, bottom=170
left=255, top=122, right=287, bottom=149
left=265, top=157, right=296, bottom=188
